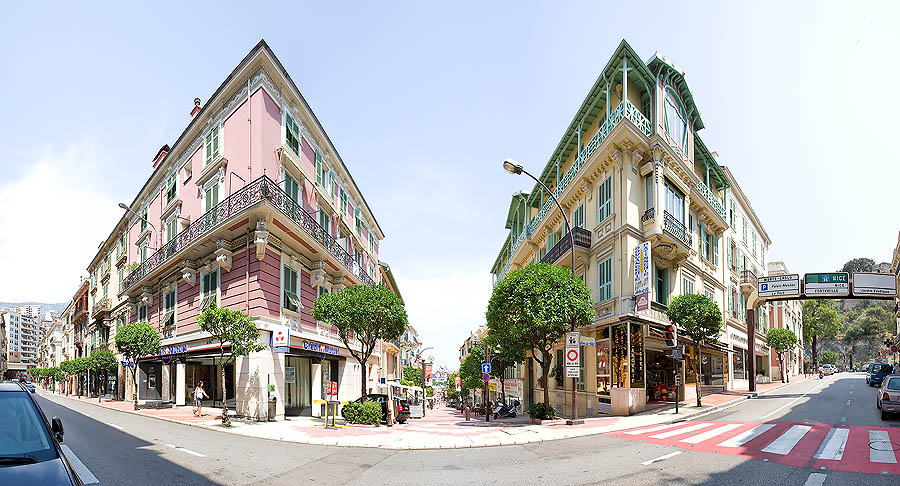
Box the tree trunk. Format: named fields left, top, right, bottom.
left=499, top=375, right=506, bottom=403
left=541, top=359, right=550, bottom=409
left=220, top=354, right=228, bottom=425
left=779, top=355, right=785, bottom=383
left=131, top=366, right=138, bottom=410
left=695, top=355, right=702, bottom=407
left=812, top=335, right=818, bottom=370
left=359, top=355, right=368, bottom=399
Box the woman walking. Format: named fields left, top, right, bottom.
left=193, top=381, right=208, bottom=417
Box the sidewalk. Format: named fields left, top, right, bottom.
left=39, top=375, right=808, bottom=450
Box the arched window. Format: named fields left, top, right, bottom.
left=663, top=88, right=689, bottom=154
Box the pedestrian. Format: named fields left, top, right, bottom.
left=193, top=381, right=208, bottom=417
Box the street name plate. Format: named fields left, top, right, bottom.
left=852, top=272, right=897, bottom=296
left=758, top=274, right=800, bottom=298
left=804, top=272, right=849, bottom=296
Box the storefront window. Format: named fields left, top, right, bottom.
left=701, top=352, right=725, bottom=386
left=596, top=327, right=610, bottom=395
left=630, top=323, right=645, bottom=388
left=611, top=324, right=628, bottom=388
left=733, top=348, right=747, bottom=380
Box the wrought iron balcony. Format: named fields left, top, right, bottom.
left=696, top=181, right=726, bottom=220
left=662, top=211, right=691, bottom=247
left=91, top=298, right=110, bottom=318
left=740, top=269, right=757, bottom=294
left=123, top=176, right=374, bottom=292
left=641, top=207, right=655, bottom=223
left=540, top=227, right=592, bottom=264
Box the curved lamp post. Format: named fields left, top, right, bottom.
left=118, top=203, right=158, bottom=251
left=502, top=159, right=582, bottom=425
left=415, top=346, right=434, bottom=417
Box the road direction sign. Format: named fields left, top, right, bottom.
left=804, top=272, right=849, bottom=296
left=481, top=363, right=491, bottom=374
left=482, top=373, right=490, bottom=381
left=758, top=274, right=800, bottom=298
left=852, top=272, right=897, bottom=296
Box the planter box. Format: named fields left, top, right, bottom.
left=756, top=375, right=771, bottom=384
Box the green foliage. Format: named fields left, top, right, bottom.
left=839, top=258, right=875, bottom=274
left=483, top=331, right=525, bottom=384
left=402, top=366, right=422, bottom=387
left=527, top=402, right=555, bottom=420
left=311, top=285, right=407, bottom=397
left=70, top=356, right=90, bottom=374
left=59, top=360, right=75, bottom=376
left=802, top=300, right=841, bottom=343
left=50, top=367, right=64, bottom=383
left=197, top=304, right=266, bottom=362
left=459, top=345, right=485, bottom=392
left=342, top=401, right=382, bottom=425
left=666, top=293, right=723, bottom=407
left=486, top=263, right=594, bottom=407
left=115, top=322, right=161, bottom=363
left=89, top=349, right=118, bottom=372
left=820, top=350, right=839, bottom=366
left=766, top=328, right=798, bottom=354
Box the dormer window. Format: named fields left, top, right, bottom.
left=663, top=88, right=689, bottom=154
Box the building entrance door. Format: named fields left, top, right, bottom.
left=284, top=356, right=311, bottom=416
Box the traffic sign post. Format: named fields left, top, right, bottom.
left=758, top=274, right=801, bottom=298
left=481, top=363, right=491, bottom=374
left=565, top=331, right=582, bottom=425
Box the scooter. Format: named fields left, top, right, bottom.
left=818, top=369, right=824, bottom=379
left=494, top=399, right=520, bottom=418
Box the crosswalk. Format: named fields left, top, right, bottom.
left=611, top=420, right=900, bottom=475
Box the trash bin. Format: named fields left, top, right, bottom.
left=268, top=396, right=277, bottom=421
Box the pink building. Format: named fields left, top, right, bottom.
left=114, top=40, right=385, bottom=420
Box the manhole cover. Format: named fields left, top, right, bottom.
left=868, top=440, right=900, bottom=452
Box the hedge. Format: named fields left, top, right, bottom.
left=343, top=401, right=382, bottom=425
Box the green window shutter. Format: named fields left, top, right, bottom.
left=598, top=257, right=612, bottom=302
left=598, top=176, right=612, bottom=223
left=713, top=235, right=719, bottom=266
left=727, top=237, right=733, bottom=267
left=315, top=150, right=323, bottom=185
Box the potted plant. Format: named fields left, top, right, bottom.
left=528, top=403, right=555, bottom=424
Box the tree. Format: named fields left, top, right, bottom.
left=50, top=367, right=65, bottom=391
left=766, top=328, right=798, bottom=383
left=89, top=349, right=118, bottom=402
left=483, top=331, right=525, bottom=403
left=197, top=304, right=266, bottom=425
left=70, top=357, right=90, bottom=398
left=666, top=293, right=723, bottom=407
left=115, top=322, right=160, bottom=410
left=802, top=300, right=841, bottom=369
left=459, top=346, right=485, bottom=405
left=59, top=360, right=75, bottom=396
left=839, top=258, right=875, bottom=274
left=486, top=263, right=594, bottom=410
left=820, top=350, right=839, bottom=366
left=310, top=285, right=407, bottom=399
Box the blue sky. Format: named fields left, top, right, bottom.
left=2, top=2, right=899, bottom=368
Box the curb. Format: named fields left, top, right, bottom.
left=38, top=376, right=813, bottom=450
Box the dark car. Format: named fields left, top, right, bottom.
left=342, top=394, right=410, bottom=424
left=0, top=381, right=81, bottom=485
left=868, top=363, right=894, bottom=387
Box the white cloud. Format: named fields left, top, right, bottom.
left=0, top=140, right=121, bottom=302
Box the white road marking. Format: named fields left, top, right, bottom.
left=624, top=423, right=682, bottom=435
left=649, top=423, right=714, bottom=439
left=166, top=443, right=207, bottom=457
left=641, top=450, right=683, bottom=465
left=803, top=472, right=827, bottom=486
left=109, top=423, right=124, bottom=430
left=680, top=423, right=743, bottom=444
left=717, top=423, right=776, bottom=448
left=813, top=427, right=849, bottom=461
left=61, top=445, right=99, bottom=484
left=761, top=380, right=829, bottom=419
left=869, top=430, right=897, bottom=463
left=761, top=425, right=812, bottom=455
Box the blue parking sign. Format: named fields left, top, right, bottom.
left=761, top=283, right=768, bottom=291
left=482, top=363, right=491, bottom=374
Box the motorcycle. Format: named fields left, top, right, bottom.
left=494, top=399, right=520, bottom=419
left=818, top=369, right=824, bottom=379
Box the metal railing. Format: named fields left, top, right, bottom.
left=91, top=298, right=110, bottom=318
left=124, top=176, right=374, bottom=291
left=696, top=181, right=726, bottom=219
left=540, top=227, right=592, bottom=264
left=641, top=207, right=655, bottom=223
left=497, top=101, right=652, bottom=279
left=740, top=269, right=758, bottom=289
left=662, top=211, right=692, bottom=247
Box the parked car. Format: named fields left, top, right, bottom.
left=867, top=363, right=894, bottom=387
left=0, top=381, right=81, bottom=485
left=877, top=374, right=900, bottom=420
left=342, top=394, right=410, bottom=424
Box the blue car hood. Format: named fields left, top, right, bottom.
left=0, top=457, right=75, bottom=485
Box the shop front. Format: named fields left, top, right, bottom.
left=282, top=339, right=346, bottom=417
left=137, top=343, right=236, bottom=408
left=594, top=320, right=647, bottom=416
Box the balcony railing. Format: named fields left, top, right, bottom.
left=696, top=181, right=726, bottom=219
left=123, top=176, right=374, bottom=291
left=641, top=207, right=655, bottom=223
left=91, top=298, right=110, bottom=318
left=497, top=101, right=652, bottom=280
left=540, top=227, right=592, bottom=264
left=662, top=211, right=692, bottom=247
left=741, top=269, right=758, bottom=289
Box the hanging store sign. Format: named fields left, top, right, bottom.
left=851, top=272, right=897, bottom=296
left=271, top=326, right=289, bottom=348
left=635, top=292, right=650, bottom=311
left=804, top=273, right=849, bottom=297
left=634, top=242, right=651, bottom=295
left=758, top=274, right=800, bottom=298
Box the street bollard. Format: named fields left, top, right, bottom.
left=465, top=406, right=471, bottom=421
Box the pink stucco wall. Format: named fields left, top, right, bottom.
left=254, top=88, right=282, bottom=182
left=179, top=148, right=203, bottom=223
left=223, top=98, right=250, bottom=194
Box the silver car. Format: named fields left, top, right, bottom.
left=877, top=374, right=900, bottom=420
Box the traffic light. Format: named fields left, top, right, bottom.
left=665, top=325, right=678, bottom=348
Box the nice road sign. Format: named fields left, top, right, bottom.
left=758, top=274, right=800, bottom=298
left=804, top=272, right=849, bottom=297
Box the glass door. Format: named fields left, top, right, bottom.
left=285, top=357, right=311, bottom=416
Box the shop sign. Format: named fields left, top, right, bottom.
left=302, top=340, right=339, bottom=355
left=271, top=326, right=289, bottom=348
left=635, top=292, right=649, bottom=311
left=159, top=345, right=187, bottom=356
left=579, top=336, right=596, bottom=347
left=633, top=242, right=651, bottom=295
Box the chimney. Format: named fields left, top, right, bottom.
left=190, top=98, right=202, bottom=118
left=152, top=144, right=171, bottom=169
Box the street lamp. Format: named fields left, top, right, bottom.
left=118, top=203, right=158, bottom=250
left=416, top=346, right=434, bottom=417
left=502, top=158, right=582, bottom=425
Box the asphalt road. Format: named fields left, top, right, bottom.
left=35, top=373, right=897, bottom=486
